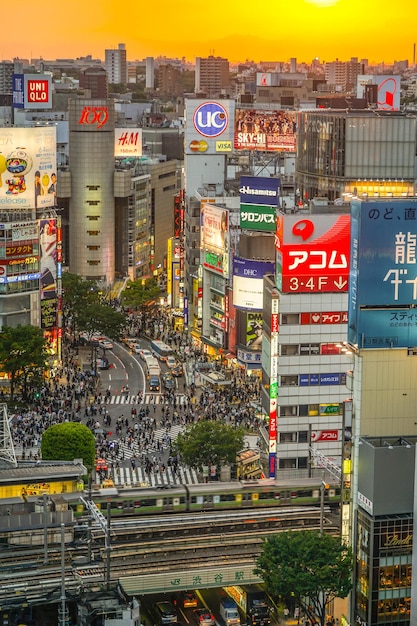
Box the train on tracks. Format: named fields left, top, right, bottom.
left=69, top=476, right=340, bottom=518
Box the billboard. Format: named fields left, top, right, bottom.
left=240, top=176, right=280, bottom=232
left=201, top=204, right=228, bottom=252
left=356, top=75, right=401, bottom=111
left=234, top=108, right=296, bottom=152
left=12, top=74, right=24, bottom=109
left=13, top=74, right=53, bottom=110
left=39, top=218, right=57, bottom=302
left=246, top=312, right=263, bottom=348
left=276, top=214, right=350, bottom=293
left=240, top=176, right=281, bottom=206
left=348, top=198, right=417, bottom=348
left=114, top=128, right=142, bottom=157
left=232, top=257, right=275, bottom=309
left=311, top=430, right=340, bottom=442
left=25, top=74, right=53, bottom=110
left=0, top=127, right=56, bottom=210
left=185, top=99, right=234, bottom=155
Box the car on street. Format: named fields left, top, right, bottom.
left=162, top=372, right=175, bottom=390
left=99, top=339, right=114, bottom=350
left=166, top=355, right=177, bottom=369
left=182, top=591, right=198, bottom=608
left=171, top=364, right=183, bottom=377
left=138, top=348, right=152, bottom=360
left=193, top=609, right=215, bottom=626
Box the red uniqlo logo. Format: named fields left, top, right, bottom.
left=27, top=80, right=49, bottom=104
left=78, top=106, right=109, bottom=129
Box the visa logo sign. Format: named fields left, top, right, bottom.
left=216, top=140, right=232, bottom=152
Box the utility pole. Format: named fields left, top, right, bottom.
left=58, top=523, right=69, bottom=625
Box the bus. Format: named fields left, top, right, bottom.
left=151, top=339, right=173, bottom=361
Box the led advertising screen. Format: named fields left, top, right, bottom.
left=184, top=99, right=235, bottom=155
left=232, top=256, right=275, bottom=309
left=234, top=108, right=296, bottom=152
left=348, top=198, right=417, bottom=348
left=240, top=176, right=280, bottom=232
left=0, top=127, right=56, bottom=210
left=276, top=214, right=350, bottom=293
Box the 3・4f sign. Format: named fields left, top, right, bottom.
left=193, top=102, right=228, bottom=138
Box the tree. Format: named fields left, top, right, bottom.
left=255, top=530, right=353, bottom=626
left=174, top=421, right=245, bottom=474
left=121, top=278, right=161, bottom=311
left=62, top=272, right=98, bottom=336
left=77, top=302, right=126, bottom=342
left=41, top=422, right=95, bottom=473
left=62, top=272, right=125, bottom=341
left=0, top=325, right=48, bottom=401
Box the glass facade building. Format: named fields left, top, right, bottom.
left=296, top=112, right=416, bottom=202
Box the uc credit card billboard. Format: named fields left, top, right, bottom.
left=184, top=99, right=234, bottom=155
left=276, top=214, right=350, bottom=293
left=349, top=198, right=417, bottom=348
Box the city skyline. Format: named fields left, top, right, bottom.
left=5, top=0, right=417, bottom=66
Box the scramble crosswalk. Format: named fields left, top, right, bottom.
left=108, top=393, right=188, bottom=405
left=96, top=463, right=201, bottom=487
left=95, top=423, right=203, bottom=486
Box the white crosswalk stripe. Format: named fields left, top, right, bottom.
left=95, top=463, right=201, bottom=487
left=109, top=394, right=187, bottom=406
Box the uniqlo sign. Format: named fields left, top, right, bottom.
left=24, top=74, right=52, bottom=109
left=276, top=214, right=350, bottom=293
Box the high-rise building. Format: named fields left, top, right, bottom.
left=145, top=57, right=154, bottom=90
left=105, top=43, right=128, bottom=85
left=79, top=67, right=108, bottom=98
left=157, top=64, right=182, bottom=97
left=325, top=58, right=365, bottom=92
left=195, top=56, right=230, bottom=97
left=0, top=61, right=14, bottom=94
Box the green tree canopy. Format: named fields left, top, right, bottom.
left=121, top=278, right=161, bottom=311
left=174, top=421, right=245, bottom=472
left=62, top=272, right=126, bottom=341
left=77, top=302, right=126, bottom=342
left=0, top=325, right=48, bottom=401
left=255, top=530, right=353, bottom=626
left=62, top=272, right=98, bottom=334
left=41, top=422, right=95, bottom=473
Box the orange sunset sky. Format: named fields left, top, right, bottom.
left=3, top=0, right=417, bottom=65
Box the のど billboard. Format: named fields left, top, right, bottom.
left=348, top=198, right=417, bottom=348
left=0, top=127, right=57, bottom=210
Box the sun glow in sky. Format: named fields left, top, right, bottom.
left=3, top=0, right=416, bottom=64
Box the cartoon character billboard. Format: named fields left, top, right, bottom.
left=0, top=127, right=56, bottom=210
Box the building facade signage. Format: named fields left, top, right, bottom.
left=193, top=102, right=228, bottom=138
left=349, top=199, right=417, bottom=347
left=276, top=214, right=350, bottom=293
left=78, top=106, right=109, bottom=129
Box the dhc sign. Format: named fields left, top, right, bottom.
left=193, top=102, right=228, bottom=138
